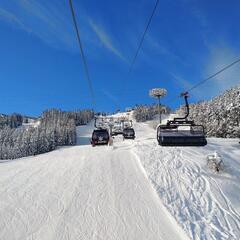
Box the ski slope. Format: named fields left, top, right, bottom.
left=0, top=122, right=188, bottom=240
left=133, top=121, right=240, bottom=240
left=0, top=117, right=239, bottom=240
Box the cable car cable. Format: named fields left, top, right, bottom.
left=186, top=57, right=240, bottom=93
left=164, top=57, right=240, bottom=106
left=68, top=0, right=95, bottom=107
left=128, top=0, right=160, bottom=73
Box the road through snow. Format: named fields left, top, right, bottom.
left=0, top=123, right=188, bottom=240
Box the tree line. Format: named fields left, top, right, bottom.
left=134, top=104, right=171, bottom=122
left=0, top=109, right=94, bottom=160
left=177, top=86, right=240, bottom=138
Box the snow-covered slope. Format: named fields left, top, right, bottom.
left=0, top=122, right=188, bottom=240
left=22, top=119, right=40, bottom=129
left=133, top=122, right=240, bottom=240
left=0, top=117, right=239, bottom=240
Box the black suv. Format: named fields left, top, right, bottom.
left=123, top=128, right=135, bottom=139
left=91, top=129, right=110, bottom=146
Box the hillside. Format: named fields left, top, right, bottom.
left=0, top=109, right=94, bottom=160
left=133, top=104, right=171, bottom=122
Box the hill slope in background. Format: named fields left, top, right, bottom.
left=133, top=104, right=171, bottom=122
left=0, top=109, right=94, bottom=160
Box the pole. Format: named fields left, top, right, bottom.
left=158, top=96, right=161, bottom=124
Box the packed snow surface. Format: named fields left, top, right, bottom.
left=0, top=122, right=187, bottom=240
left=134, top=121, right=240, bottom=240
left=0, top=116, right=240, bottom=240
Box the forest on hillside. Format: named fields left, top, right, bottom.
left=134, top=104, right=171, bottom=122
left=133, top=86, right=239, bottom=138
left=177, top=86, right=240, bottom=138
left=0, top=109, right=94, bottom=160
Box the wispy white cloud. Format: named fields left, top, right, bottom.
left=0, top=8, right=31, bottom=33
left=179, top=1, right=240, bottom=99
left=0, top=1, right=128, bottom=60
left=170, top=72, right=203, bottom=100
left=0, top=1, right=78, bottom=51
left=147, top=36, right=175, bottom=58
left=101, top=89, right=120, bottom=108
left=191, top=6, right=208, bottom=29
left=204, top=45, right=240, bottom=94
left=170, top=72, right=192, bottom=90
left=19, top=0, right=52, bottom=25
left=171, top=44, right=240, bottom=101
left=145, top=35, right=190, bottom=66
left=88, top=19, right=127, bottom=62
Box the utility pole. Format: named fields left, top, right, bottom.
left=149, top=88, right=167, bottom=124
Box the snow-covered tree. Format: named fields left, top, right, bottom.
left=177, top=86, right=240, bottom=138
left=134, top=104, right=171, bottom=122
left=0, top=109, right=94, bottom=160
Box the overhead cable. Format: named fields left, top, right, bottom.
left=129, top=0, right=160, bottom=72
left=68, top=0, right=95, bottom=106
left=162, top=57, right=240, bottom=107
left=186, top=57, right=240, bottom=94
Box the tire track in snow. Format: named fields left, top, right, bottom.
left=182, top=148, right=240, bottom=237
left=133, top=140, right=240, bottom=240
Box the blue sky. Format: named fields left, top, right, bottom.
left=0, top=0, right=239, bottom=116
